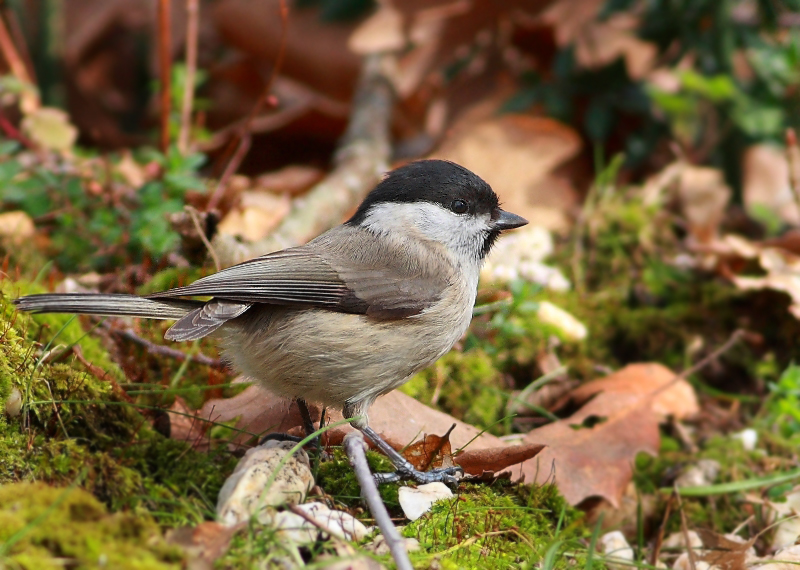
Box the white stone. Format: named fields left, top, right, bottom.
left=272, top=502, right=369, bottom=544
left=398, top=483, right=454, bottom=521
left=731, top=428, right=758, bottom=451
left=600, top=531, right=634, bottom=570
left=752, top=544, right=800, bottom=570
left=675, top=459, right=721, bottom=488
left=216, top=440, right=314, bottom=526
left=672, top=553, right=713, bottom=570
left=536, top=301, right=588, bottom=341
left=4, top=387, right=22, bottom=417
left=663, top=531, right=704, bottom=551
left=770, top=491, right=800, bottom=549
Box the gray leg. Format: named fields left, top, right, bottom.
left=259, top=399, right=320, bottom=448
left=358, top=424, right=463, bottom=485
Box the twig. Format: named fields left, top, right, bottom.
left=675, top=487, right=698, bottom=570
left=178, top=0, right=199, bottom=155
left=785, top=128, right=800, bottom=225
left=650, top=492, right=674, bottom=566
left=105, top=323, right=224, bottom=369
left=343, top=432, right=412, bottom=570
left=207, top=0, right=288, bottom=211
left=185, top=205, right=220, bottom=272
left=675, top=329, right=744, bottom=382
left=71, top=345, right=136, bottom=405
left=213, top=53, right=394, bottom=266
left=158, top=0, right=172, bottom=152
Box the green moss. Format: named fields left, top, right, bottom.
left=315, top=448, right=401, bottom=510
left=0, top=283, right=238, bottom=526
left=403, top=349, right=505, bottom=432
left=0, top=482, right=182, bottom=569
left=403, top=481, right=589, bottom=569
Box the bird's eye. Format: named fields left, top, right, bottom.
left=451, top=199, right=468, bottom=214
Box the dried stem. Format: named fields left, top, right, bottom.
left=207, top=0, right=289, bottom=211
left=178, top=0, right=199, bottom=154
left=104, top=322, right=224, bottom=369
left=158, top=0, right=173, bottom=152
left=343, top=432, right=412, bottom=570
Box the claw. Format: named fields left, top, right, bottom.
left=373, top=465, right=463, bottom=486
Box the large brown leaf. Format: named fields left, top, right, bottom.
left=520, top=363, right=697, bottom=507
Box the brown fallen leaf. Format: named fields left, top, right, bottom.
left=560, top=362, right=699, bottom=419
left=217, top=190, right=291, bottom=242
left=696, top=529, right=755, bottom=570
left=202, top=382, right=540, bottom=475
left=540, top=0, right=657, bottom=79
left=521, top=363, right=697, bottom=507
left=401, top=424, right=456, bottom=471
left=743, top=144, right=800, bottom=226
left=455, top=442, right=545, bottom=477
left=168, top=521, right=246, bottom=570
left=255, top=165, right=325, bottom=196
left=166, top=396, right=208, bottom=448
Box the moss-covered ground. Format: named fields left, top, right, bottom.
left=3, top=184, right=800, bottom=569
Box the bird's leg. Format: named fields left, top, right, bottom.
left=258, top=398, right=320, bottom=450
left=358, top=424, right=463, bottom=486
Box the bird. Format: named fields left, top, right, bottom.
left=14, top=159, right=528, bottom=484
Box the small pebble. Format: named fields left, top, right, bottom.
left=5, top=388, right=22, bottom=417
left=398, top=482, right=454, bottom=521
left=600, top=531, right=633, bottom=570
left=675, top=459, right=720, bottom=488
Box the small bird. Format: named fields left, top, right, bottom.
left=15, top=159, right=527, bottom=484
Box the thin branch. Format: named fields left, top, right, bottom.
left=178, top=0, right=199, bottom=154
left=158, top=0, right=172, bottom=152
left=185, top=204, right=220, bottom=272
left=106, top=323, right=225, bottom=369
left=207, top=0, right=289, bottom=211
left=343, top=432, right=412, bottom=570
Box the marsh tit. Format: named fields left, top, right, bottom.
left=15, top=159, right=528, bottom=484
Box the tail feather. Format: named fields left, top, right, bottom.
left=13, top=293, right=202, bottom=320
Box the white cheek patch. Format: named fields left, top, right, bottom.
left=361, top=202, right=492, bottom=262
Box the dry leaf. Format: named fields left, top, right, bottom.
left=562, top=362, right=699, bottom=419
left=677, top=165, right=731, bottom=245
left=166, top=396, right=208, bottom=446
left=401, top=425, right=456, bottom=471
left=521, top=363, right=696, bottom=506
left=733, top=247, right=800, bottom=319
left=22, top=107, right=78, bottom=151
left=696, top=529, right=755, bottom=570
left=434, top=114, right=582, bottom=233
left=168, top=521, right=245, bottom=570
left=743, top=144, right=800, bottom=226
left=255, top=165, right=325, bottom=196
left=0, top=211, right=35, bottom=243
left=455, top=442, right=545, bottom=477
left=348, top=2, right=406, bottom=54
left=217, top=191, right=291, bottom=242
left=541, top=0, right=656, bottom=79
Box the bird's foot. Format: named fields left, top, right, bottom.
left=373, top=465, right=463, bottom=486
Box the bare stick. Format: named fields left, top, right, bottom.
left=675, top=487, right=698, bottom=570
left=104, top=323, right=224, bottom=369
left=213, top=53, right=394, bottom=266
left=178, top=0, right=199, bottom=155
left=0, top=11, right=37, bottom=113
left=158, top=0, right=172, bottom=152
left=343, top=432, right=412, bottom=570
left=185, top=205, right=220, bottom=272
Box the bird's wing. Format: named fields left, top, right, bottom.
left=148, top=226, right=451, bottom=320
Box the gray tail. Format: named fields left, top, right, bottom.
left=13, top=293, right=203, bottom=320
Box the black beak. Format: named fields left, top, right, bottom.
left=492, top=209, right=528, bottom=230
